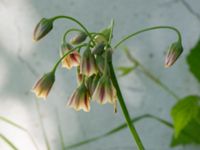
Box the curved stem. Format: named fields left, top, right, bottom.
left=109, top=61, right=145, bottom=150
left=114, top=26, right=182, bottom=49
left=51, top=15, right=95, bottom=45
left=124, top=48, right=180, bottom=100
left=52, top=44, right=87, bottom=73
left=62, top=28, right=83, bottom=42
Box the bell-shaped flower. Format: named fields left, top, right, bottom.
left=33, top=18, right=53, bottom=41
left=67, top=82, right=90, bottom=112
left=86, top=74, right=100, bottom=96
left=165, top=41, right=183, bottom=68
left=60, top=42, right=80, bottom=69
left=80, top=48, right=98, bottom=76
left=93, top=75, right=116, bottom=105
left=76, top=66, right=83, bottom=85
left=32, top=71, right=55, bottom=99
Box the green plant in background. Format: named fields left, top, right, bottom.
left=31, top=15, right=183, bottom=150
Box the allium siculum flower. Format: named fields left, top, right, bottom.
left=80, top=48, right=98, bottom=76
left=33, top=18, right=53, bottom=41
left=67, top=82, right=90, bottom=112
left=70, top=31, right=87, bottom=45
left=32, top=71, right=55, bottom=99
left=60, top=42, right=80, bottom=69
left=93, top=75, right=117, bottom=107
left=165, top=41, right=183, bottom=68
left=76, top=66, right=83, bottom=85
left=86, top=74, right=100, bottom=96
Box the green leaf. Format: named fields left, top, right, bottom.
left=171, top=95, right=200, bottom=137
left=117, top=66, right=137, bottom=77
left=187, top=39, right=200, bottom=82
left=171, top=119, right=200, bottom=147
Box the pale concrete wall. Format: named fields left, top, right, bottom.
left=0, top=0, right=200, bottom=150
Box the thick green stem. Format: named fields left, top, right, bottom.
left=109, top=61, right=145, bottom=150
left=114, top=26, right=182, bottom=49
left=51, top=15, right=95, bottom=45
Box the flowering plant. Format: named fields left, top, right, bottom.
left=32, top=15, right=183, bottom=150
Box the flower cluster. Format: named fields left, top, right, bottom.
left=32, top=18, right=117, bottom=112
left=32, top=16, right=183, bottom=113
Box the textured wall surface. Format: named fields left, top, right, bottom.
left=0, top=0, right=200, bottom=150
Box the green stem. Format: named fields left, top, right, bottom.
left=62, top=28, right=83, bottom=42
left=64, top=114, right=171, bottom=150
left=114, top=26, right=182, bottom=49
left=124, top=48, right=179, bottom=100
left=51, top=16, right=95, bottom=45
left=0, top=134, right=19, bottom=150
left=52, top=44, right=87, bottom=73
left=109, top=61, right=145, bottom=150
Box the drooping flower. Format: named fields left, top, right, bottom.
left=165, top=41, right=183, bottom=68
left=76, top=66, right=83, bottom=85
left=32, top=71, right=55, bottom=99
left=33, top=18, right=53, bottom=41
left=86, top=74, right=100, bottom=96
left=60, top=42, right=80, bottom=69
left=70, top=31, right=87, bottom=45
left=67, top=82, right=90, bottom=112
left=80, top=48, right=98, bottom=76
left=93, top=75, right=117, bottom=105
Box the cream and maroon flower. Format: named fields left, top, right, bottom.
left=67, top=82, right=90, bottom=112
left=32, top=72, right=55, bottom=99
left=80, top=48, right=98, bottom=76
left=60, top=42, right=80, bottom=69
left=93, top=75, right=116, bottom=105
left=76, top=66, right=83, bottom=85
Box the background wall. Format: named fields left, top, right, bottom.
left=0, top=0, right=200, bottom=150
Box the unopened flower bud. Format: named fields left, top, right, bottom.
left=92, top=42, right=105, bottom=55
left=33, top=18, right=53, bottom=41
left=70, top=32, right=87, bottom=45
left=67, top=82, right=90, bottom=112
left=60, top=42, right=80, bottom=69
left=80, top=48, right=98, bottom=76
left=165, top=41, right=183, bottom=68
left=32, top=71, right=55, bottom=99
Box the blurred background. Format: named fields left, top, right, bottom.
left=0, top=0, right=200, bottom=150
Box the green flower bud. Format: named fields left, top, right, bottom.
left=92, top=42, right=105, bottom=55
left=165, top=41, right=183, bottom=68
left=33, top=18, right=53, bottom=41
left=70, top=32, right=87, bottom=45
